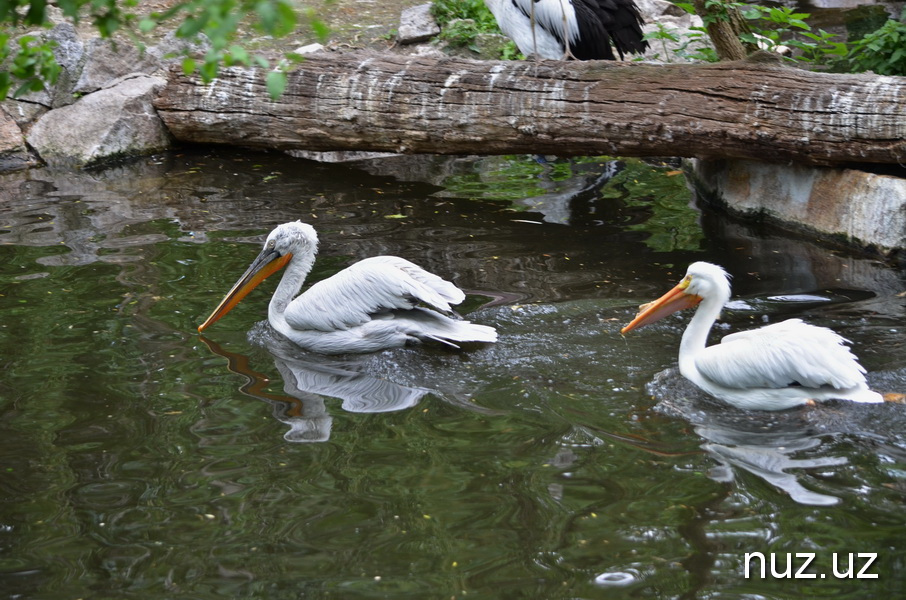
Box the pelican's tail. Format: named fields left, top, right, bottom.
left=847, top=388, right=884, bottom=403
left=403, top=308, right=498, bottom=347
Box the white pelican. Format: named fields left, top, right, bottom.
left=621, top=262, right=884, bottom=411
left=198, top=221, right=497, bottom=354
left=484, top=0, right=648, bottom=60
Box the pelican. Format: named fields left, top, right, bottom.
left=621, top=262, right=884, bottom=411
left=198, top=221, right=497, bottom=354
left=484, top=0, right=649, bottom=60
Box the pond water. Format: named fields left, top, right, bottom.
left=1, top=148, right=905, bottom=599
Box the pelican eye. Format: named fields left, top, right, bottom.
left=679, top=276, right=692, bottom=290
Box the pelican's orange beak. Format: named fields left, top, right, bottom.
left=198, top=248, right=293, bottom=332
left=621, top=276, right=702, bottom=335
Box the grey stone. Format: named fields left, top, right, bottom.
left=398, top=4, right=440, bottom=45
left=0, top=107, right=38, bottom=171
left=146, top=30, right=212, bottom=63
left=1, top=99, right=48, bottom=128
left=74, top=38, right=162, bottom=94
left=43, top=23, right=86, bottom=108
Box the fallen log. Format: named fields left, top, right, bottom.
left=154, top=51, right=906, bottom=167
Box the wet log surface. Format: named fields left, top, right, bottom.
left=154, top=51, right=906, bottom=167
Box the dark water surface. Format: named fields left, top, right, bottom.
left=1, top=148, right=905, bottom=599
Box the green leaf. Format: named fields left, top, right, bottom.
left=228, top=44, right=249, bottom=65
left=182, top=57, right=196, bottom=75
left=309, top=17, right=330, bottom=42
left=199, top=59, right=219, bottom=83
left=266, top=70, right=286, bottom=100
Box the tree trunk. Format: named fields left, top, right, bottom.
left=153, top=51, right=906, bottom=168
left=692, top=0, right=756, bottom=61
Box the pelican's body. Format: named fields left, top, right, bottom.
left=484, top=0, right=648, bottom=60
left=198, top=221, right=497, bottom=354
left=622, top=262, right=883, bottom=411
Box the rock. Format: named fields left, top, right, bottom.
left=74, top=38, right=162, bottom=94
left=26, top=74, right=171, bottom=168
left=473, top=33, right=513, bottom=59
left=398, top=4, right=440, bottom=45
left=12, top=23, right=85, bottom=108
left=687, top=158, right=906, bottom=255
left=287, top=150, right=399, bottom=162
left=45, top=22, right=86, bottom=108
left=294, top=43, right=326, bottom=55
left=635, top=0, right=688, bottom=20
left=0, top=107, right=39, bottom=171
left=640, top=13, right=710, bottom=63
left=1, top=99, right=48, bottom=128
left=146, top=30, right=212, bottom=64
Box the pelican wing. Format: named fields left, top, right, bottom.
left=510, top=0, right=581, bottom=45
left=283, top=256, right=466, bottom=332
left=695, top=319, right=868, bottom=391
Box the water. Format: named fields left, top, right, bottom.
left=1, top=148, right=905, bottom=599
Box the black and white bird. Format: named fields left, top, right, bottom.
left=484, top=0, right=649, bottom=60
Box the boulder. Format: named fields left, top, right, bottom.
left=687, top=158, right=906, bottom=255
left=398, top=4, right=440, bottom=45
left=74, top=38, right=162, bottom=94
left=0, top=107, right=39, bottom=171
left=26, top=74, right=171, bottom=168
left=12, top=23, right=85, bottom=108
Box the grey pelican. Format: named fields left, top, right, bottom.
left=198, top=221, right=497, bottom=354
left=484, top=0, right=649, bottom=60
left=621, top=262, right=884, bottom=411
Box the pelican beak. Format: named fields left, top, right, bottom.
left=621, top=277, right=702, bottom=335
left=198, top=248, right=293, bottom=332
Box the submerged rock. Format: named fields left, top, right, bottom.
left=687, top=158, right=906, bottom=255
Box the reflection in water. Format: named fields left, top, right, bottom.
left=648, top=367, right=905, bottom=506
left=200, top=326, right=432, bottom=442
left=510, top=159, right=623, bottom=224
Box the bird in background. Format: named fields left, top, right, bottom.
left=198, top=221, right=497, bottom=354
left=484, top=0, right=649, bottom=60
left=621, top=261, right=893, bottom=411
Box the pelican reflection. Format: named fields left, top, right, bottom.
left=649, top=368, right=855, bottom=506
left=200, top=328, right=432, bottom=442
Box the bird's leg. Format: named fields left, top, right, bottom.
left=530, top=1, right=540, bottom=61
left=559, top=0, right=579, bottom=60
left=883, top=392, right=906, bottom=403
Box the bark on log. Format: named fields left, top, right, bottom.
left=154, top=51, right=906, bottom=167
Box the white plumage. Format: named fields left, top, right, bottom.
left=198, top=221, right=497, bottom=354
left=622, top=261, right=883, bottom=411
left=484, top=0, right=648, bottom=60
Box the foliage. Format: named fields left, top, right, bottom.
left=737, top=4, right=847, bottom=64
left=642, top=21, right=718, bottom=63
left=670, top=1, right=906, bottom=75
left=0, top=32, right=61, bottom=98
left=0, top=0, right=328, bottom=100
left=431, top=0, right=519, bottom=59
left=834, top=11, right=906, bottom=76
left=430, top=0, right=495, bottom=28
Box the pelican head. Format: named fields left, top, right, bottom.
left=621, top=262, right=731, bottom=334
left=198, top=221, right=318, bottom=332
